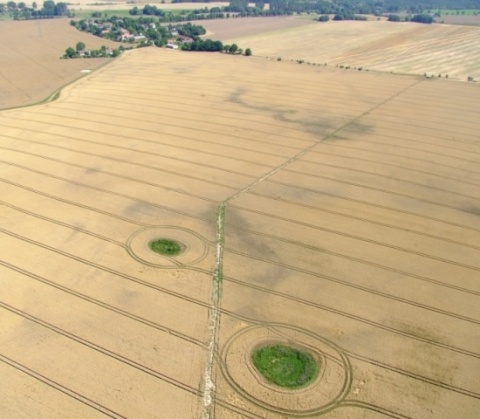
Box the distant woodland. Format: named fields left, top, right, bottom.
left=0, top=1, right=72, bottom=19
left=171, top=0, right=480, bottom=15
left=2, top=0, right=479, bottom=21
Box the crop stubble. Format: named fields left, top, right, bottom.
left=0, top=48, right=479, bottom=418
left=220, top=19, right=480, bottom=80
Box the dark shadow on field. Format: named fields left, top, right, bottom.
left=227, top=87, right=372, bottom=140
left=225, top=207, right=277, bottom=261
left=463, top=205, right=480, bottom=217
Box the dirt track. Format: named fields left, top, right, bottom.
left=0, top=48, right=479, bottom=418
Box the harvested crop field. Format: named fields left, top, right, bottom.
left=0, top=20, right=118, bottom=110
left=224, top=20, right=480, bottom=80
left=202, top=16, right=317, bottom=39
left=67, top=0, right=230, bottom=12
left=439, top=15, right=480, bottom=26
left=1, top=48, right=480, bottom=418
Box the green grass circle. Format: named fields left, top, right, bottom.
left=148, top=238, right=183, bottom=256
left=251, top=344, right=318, bottom=389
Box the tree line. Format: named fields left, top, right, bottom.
left=124, top=0, right=479, bottom=23
left=63, top=42, right=126, bottom=59
left=0, top=0, right=72, bottom=20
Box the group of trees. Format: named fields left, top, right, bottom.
left=180, top=39, right=252, bottom=56
left=223, top=44, right=252, bottom=55
left=159, top=0, right=476, bottom=18
left=124, top=0, right=463, bottom=22
left=0, top=0, right=72, bottom=20
left=181, top=39, right=223, bottom=52
left=177, top=22, right=206, bottom=38
left=332, top=13, right=367, bottom=21
left=410, top=13, right=435, bottom=23
left=126, top=2, right=267, bottom=22
left=388, top=13, right=434, bottom=23
left=63, top=42, right=125, bottom=59
left=129, top=4, right=165, bottom=17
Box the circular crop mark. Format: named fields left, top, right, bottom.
left=220, top=323, right=351, bottom=416
left=251, top=344, right=318, bottom=389
left=127, top=226, right=208, bottom=268
left=149, top=238, right=183, bottom=256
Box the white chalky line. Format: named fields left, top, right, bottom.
left=201, top=78, right=422, bottom=418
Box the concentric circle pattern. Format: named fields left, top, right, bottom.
left=220, top=324, right=351, bottom=416
left=127, top=226, right=208, bottom=268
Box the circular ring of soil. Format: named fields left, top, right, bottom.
left=127, top=226, right=208, bottom=268
left=219, top=323, right=351, bottom=416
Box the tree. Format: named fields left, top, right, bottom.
left=55, top=2, right=69, bottom=16
left=64, top=47, right=76, bottom=58
left=76, top=41, right=86, bottom=52
left=387, top=14, right=401, bottom=21
left=255, top=0, right=264, bottom=10
left=411, top=13, right=434, bottom=23
left=318, top=14, right=329, bottom=22
left=42, top=0, right=55, bottom=15
left=245, top=48, right=252, bottom=56
left=229, top=43, right=238, bottom=54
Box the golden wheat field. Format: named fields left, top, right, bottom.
left=219, top=19, right=480, bottom=81
left=0, top=20, right=118, bottom=110
left=1, top=45, right=479, bottom=418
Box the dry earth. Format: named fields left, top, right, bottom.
left=0, top=19, right=118, bottom=110
left=222, top=20, right=480, bottom=80
left=1, top=47, right=479, bottom=418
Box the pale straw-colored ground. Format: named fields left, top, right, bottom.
left=219, top=19, right=480, bottom=81
left=1, top=47, right=479, bottom=418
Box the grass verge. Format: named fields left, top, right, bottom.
left=149, top=238, right=182, bottom=256
left=252, top=344, right=318, bottom=388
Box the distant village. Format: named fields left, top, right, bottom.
left=70, top=18, right=202, bottom=49
left=68, top=17, right=250, bottom=55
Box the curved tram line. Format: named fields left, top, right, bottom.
left=202, top=78, right=429, bottom=418
left=0, top=223, right=479, bottom=416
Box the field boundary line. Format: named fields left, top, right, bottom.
left=202, top=77, right=424, bottom=418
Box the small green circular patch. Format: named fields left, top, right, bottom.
left=148, top=238, right=183, bottom=256
left=251, top=344, right=318, bottom=388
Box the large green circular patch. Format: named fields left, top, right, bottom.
left=251, top=344, right=318, bottom=388
left=148, top=238, right=183, bottom=256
